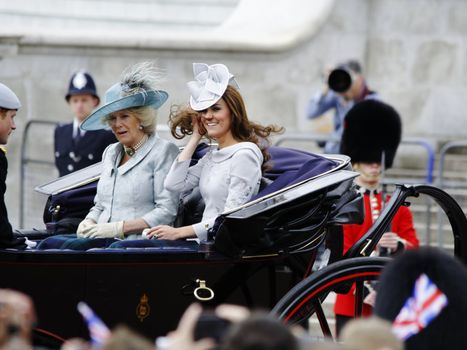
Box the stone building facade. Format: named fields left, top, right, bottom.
left=1, top=0, right=466, bottom=227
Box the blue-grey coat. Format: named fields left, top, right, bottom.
left=86, top=134, right=179, bottom=231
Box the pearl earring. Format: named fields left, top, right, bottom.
left=139, top=125, right=143, bottom=130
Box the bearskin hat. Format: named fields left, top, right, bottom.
left=374, top=247, right=467, bottom=350
left=340, top=100, right=401, bottom=168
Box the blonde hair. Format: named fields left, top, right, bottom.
left=102, top=106, right=157, bottom=136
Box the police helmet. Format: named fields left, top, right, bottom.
left=65, top=71, right=100, bottom=103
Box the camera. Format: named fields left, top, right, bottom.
left=327, top=67, right=352, bottom=93
left=327, top=60, right=362, bottom=93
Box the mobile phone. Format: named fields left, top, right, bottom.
left=194, top=311, right=231, bottom=343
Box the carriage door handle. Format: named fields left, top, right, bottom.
left=193, top=279, right=214, bottom=301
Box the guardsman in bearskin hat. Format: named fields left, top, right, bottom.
left=333, top=99, right=420, bottom=335
left=0, top=83, right=27, bottom=249
left=54, top=71, right=116, bottom=176
left=374, top=247, right=467, bottom=349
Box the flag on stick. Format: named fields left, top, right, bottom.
left=77, top=302, right=111, bottom=346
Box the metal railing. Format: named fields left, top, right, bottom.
left=437, top=141, right=467, bottom=188
left=436, top=141, right=467, bottom=247
left=19, top=119, right=59, bottom=227
left=273, top=134, right=435, bottom=184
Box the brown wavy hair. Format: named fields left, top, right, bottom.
left=169, top=85, right=284, bottom=172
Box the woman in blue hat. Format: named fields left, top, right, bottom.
left=38, top=62, right=180, bottom=250
left=111, top=63, right=282, bottom=248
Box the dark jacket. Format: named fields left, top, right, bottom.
left=54, top=123, right=117, bottom=176
left=0, top=149, right=26, bottom=249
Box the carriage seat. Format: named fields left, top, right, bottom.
left=24, top=144, right=360, bottom=254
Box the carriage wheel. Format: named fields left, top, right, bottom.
left=272, top=256, right=390, bottom=341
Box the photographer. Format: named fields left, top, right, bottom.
left=305, top=60, right=379, bottom=153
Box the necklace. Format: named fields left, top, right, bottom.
left=124, top=134, right=148, bottom=157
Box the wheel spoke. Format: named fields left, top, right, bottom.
left=273, top=257, right=390, bottom=342
left=312, top=300, right=333, bottom=340
left=354, top=280, right=364, bottom=317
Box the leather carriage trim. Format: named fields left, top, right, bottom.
left=221, top=154, right=353, bottom=216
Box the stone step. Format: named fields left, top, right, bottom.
left=0, top=0, right=240, bottom=32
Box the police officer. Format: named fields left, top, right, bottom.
left=54, top=71, right=117, bottom=176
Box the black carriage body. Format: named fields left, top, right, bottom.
left=2, top=149, right=364, bottom=342
left=0, top=249, right=299, bottom=340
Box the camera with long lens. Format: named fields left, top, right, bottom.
left=327, top=60, right=361, bottom=93
left=327, top=66, right=353, bottom=93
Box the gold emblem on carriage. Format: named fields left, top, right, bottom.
left=136, top=293, right=150, bottom=322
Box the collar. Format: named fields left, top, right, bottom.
left=209, top=142, right=263, bottom=163
left=73, top=119, right=86, bottom=138
left=356, top=185, right=380, bottom=196
left=355, top=83, right=375, bottom=102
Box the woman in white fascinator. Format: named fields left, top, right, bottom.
left=117, top=63, right=283, bottom=246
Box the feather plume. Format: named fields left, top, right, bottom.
left=119, top=61, right=165, bottom=97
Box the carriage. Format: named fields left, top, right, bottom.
left=2, top=144, right=467, bottom=347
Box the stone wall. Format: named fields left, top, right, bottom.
left=1, top=0, right=466, bottom=228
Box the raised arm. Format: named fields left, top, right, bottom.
left=164, top=115, right=206, bottom=193
left=305, top=89, right=340, bottom=119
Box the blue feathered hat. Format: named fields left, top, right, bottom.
left=81, top=62, right=168, bottom=131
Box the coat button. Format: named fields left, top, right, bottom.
left=88, top=154, right=94, bottom=160
left=67, top=164, right=74, bottom=172
left=55, top=151, right=60, bottom=158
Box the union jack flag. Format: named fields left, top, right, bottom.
left=392, top=273, right=448, bottom=340
left=77, top=302, right=111, bottom=346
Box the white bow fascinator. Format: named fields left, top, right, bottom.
left=187, top=63, right=239, bottom=111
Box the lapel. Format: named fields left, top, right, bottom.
left=118, top=134, right=158, bottom=175
left=59, top=124, right=74, bottom=151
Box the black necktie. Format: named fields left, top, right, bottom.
left=74, top=128, right=82, bottom=145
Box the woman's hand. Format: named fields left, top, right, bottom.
left=178, top=115, right=204, bottom=162
left=76, top=219, right=97, bottom=238
left=191, top=114, right=206, bottom=140
left=144, top=225, right=195, bottom=240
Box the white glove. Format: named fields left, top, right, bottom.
left=377, top=232, right=399, bottom=252
left=87, top=221, right=125, bottom=239
left=76, top=219, right=97, bottom=238
left=142, top=228, right=151, bottom=240
left=363, top=289, right=377, bottom=307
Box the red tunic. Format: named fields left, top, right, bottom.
left=334, top=191, right=419, bottom=317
